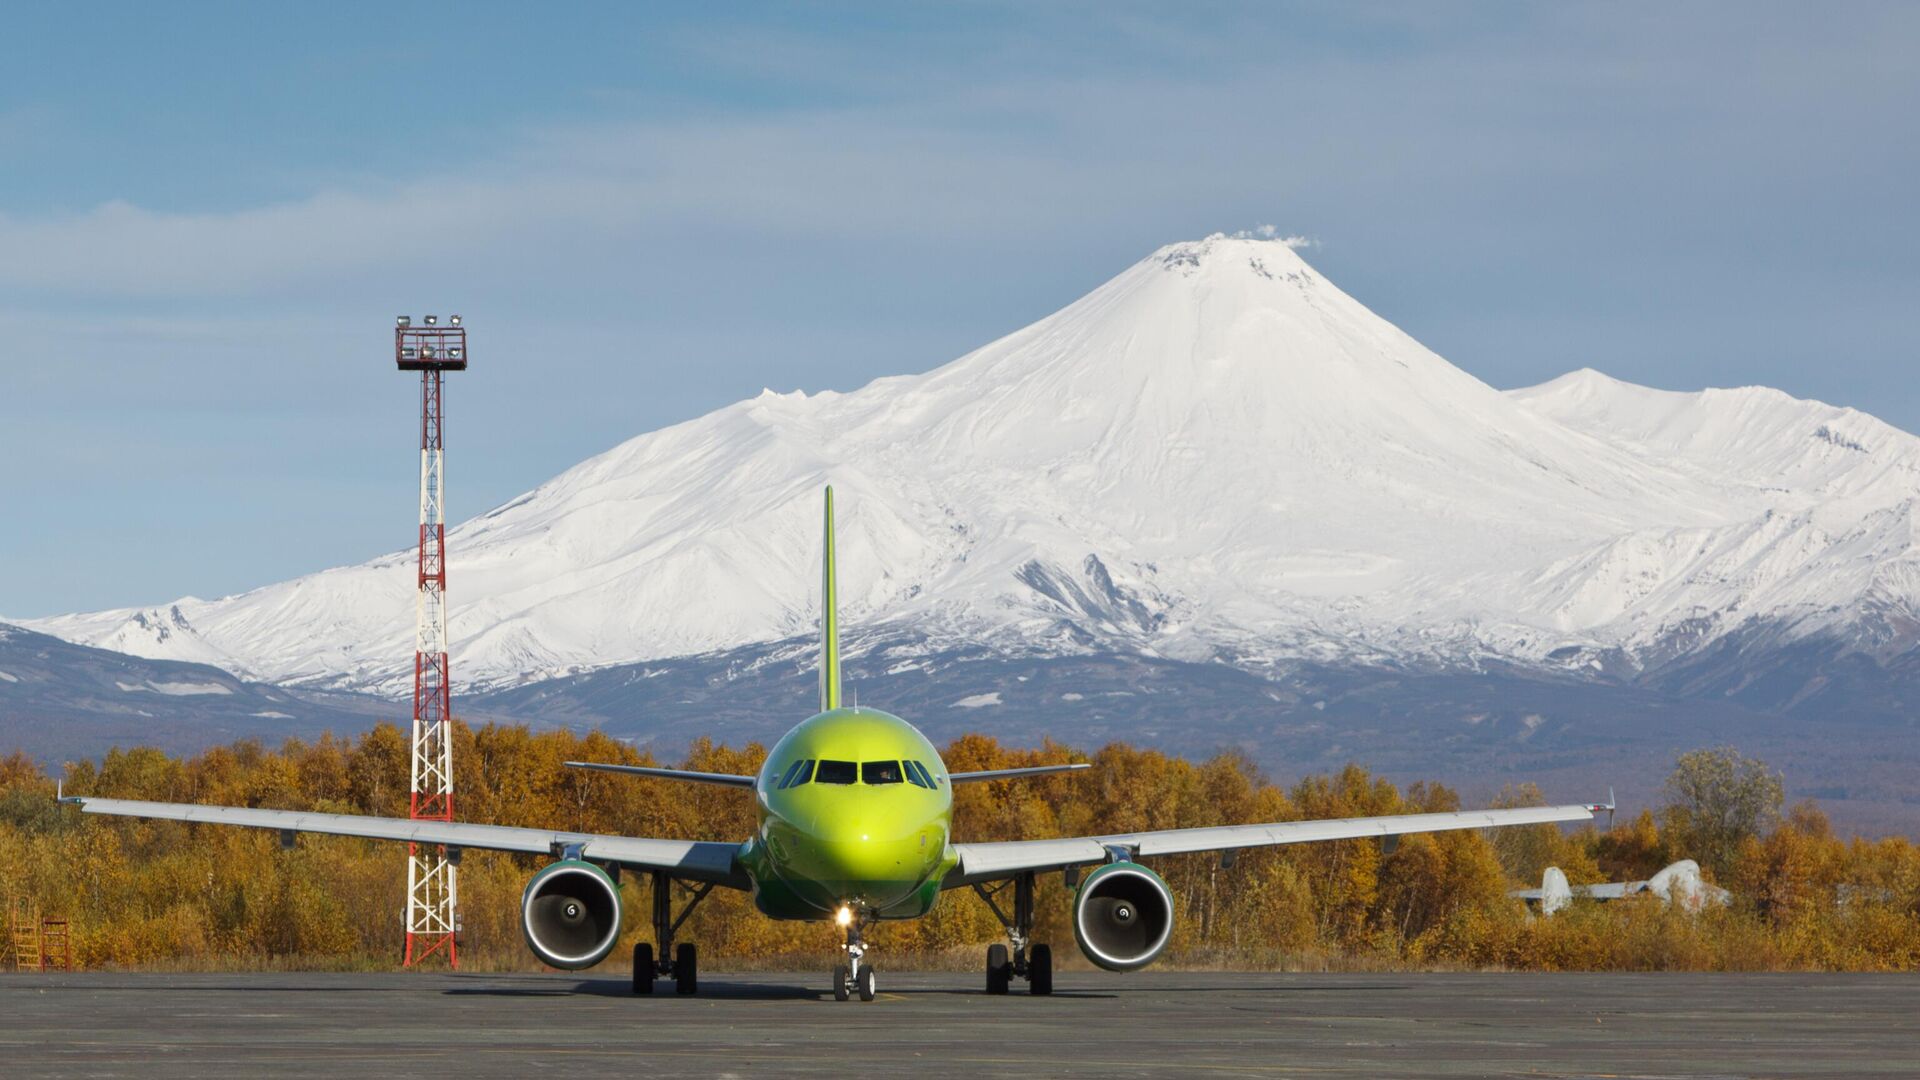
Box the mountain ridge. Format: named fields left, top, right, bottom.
left=21, top=235, right=1920, bottom=719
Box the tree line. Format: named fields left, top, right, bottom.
left=1, top=726, right=1915, bottom=971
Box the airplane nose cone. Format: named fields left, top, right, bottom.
left=813, top=817, right=924, bottom=883
left=771, top=806, right=937, bottom=910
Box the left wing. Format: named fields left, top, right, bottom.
left=945, top=801, right=1606, bottom=886
left=563, top=761, right=756, bottom=788
left=950, top=763, right=1091, bottom=784
left=66, top=796, right=750, bottom=889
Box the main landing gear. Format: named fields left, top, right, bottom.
left=972, top=871, right=1052, bottom=996
left=633, top=871, right=713, bottom=996
left=831, top=913, right=877, bottom=1002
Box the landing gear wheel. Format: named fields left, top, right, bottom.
left=986, top=943, right=1011, bottom=995
left=675, top=943, right=698, bottom=995
left=833, top=964, right=850, bottom=1002
left=632, top=942, right=655, bottom=994
left=857, top=966, right=876, bottom=1002
left=974, top=872, right=1044, bottom=997
left=1029, top=943, right=1053, bottom=996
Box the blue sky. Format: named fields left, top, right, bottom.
left=2, top=3, right=1916, bottom=616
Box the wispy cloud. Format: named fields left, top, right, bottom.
left=0, top=111, right=1071, bottom=295
left=5, top=5, right=1912, bottom=306
left=1236, top=225, right=1318, bottom=249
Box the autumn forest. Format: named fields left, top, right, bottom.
left=3, top=725, right=1917, bottom=973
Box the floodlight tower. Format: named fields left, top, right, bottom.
left=396, top=313, right=467, bottom=968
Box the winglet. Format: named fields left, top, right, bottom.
left=56, top=777, right=81, bottom=805
left=819, top=485, right=842, bottom=712
left=1587, top=786, right=1617, bottom=828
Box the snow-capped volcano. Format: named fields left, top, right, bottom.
left=27, top=235, right=1920, bottom=698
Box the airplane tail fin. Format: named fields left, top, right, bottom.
left=1541, top=866, right=1573, bottom=915
left=819, top=485, right=842, bottom=712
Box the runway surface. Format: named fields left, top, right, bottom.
left=3, top=969, right=1913, bottom=1078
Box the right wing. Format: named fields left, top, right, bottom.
left=946, top=802, right=1604, bottom=886
left=67, top=796, right=750, bottom=889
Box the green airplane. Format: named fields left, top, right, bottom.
left=64, top=487, right=1610, bottom=1001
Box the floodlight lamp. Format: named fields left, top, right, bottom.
left=396, top=315, right=411, bottom=327
left=424, top=315, right=438, bottom=326
left=401, top=346, right=418, bottom=359
left=449, top=314, right=462, bottom=327
left=448, top=347, right=463, bottom=359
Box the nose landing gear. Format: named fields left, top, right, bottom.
left=831, top=909, right=878, bottom=1002
left=973, top=871, right=1053, bottom=996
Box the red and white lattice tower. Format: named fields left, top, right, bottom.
left=396, top=314, right=467, bottom=968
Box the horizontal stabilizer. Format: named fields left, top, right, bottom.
left=563, top=761, right=756, bottom=788
left=949, top=763, right=1091, bottom=784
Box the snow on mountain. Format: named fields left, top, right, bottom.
left=25, top=235, right=1920, bottom=697
left=1504, top=369, right=1920, bottom=663
left=1510, top=368, right=1920, bottom=502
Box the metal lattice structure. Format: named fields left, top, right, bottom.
left=8, top=901, right=71, bottom=972
left=397, top=315, right=467, bottom=968
left=10, top=900, right=40, bottom=971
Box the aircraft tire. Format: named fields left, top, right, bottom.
left=632, top=943, right=654, bottom=994
left=1029, top=944, right=1053, bottom=996
left=675, top=943, right=698, bottom=995
left=833, top=965, right=850, bottom=1001
left=857, top=966, right=876, bottom=1002
left=986, top=944, right=1011, bottom=995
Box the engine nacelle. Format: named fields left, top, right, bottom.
left=521, top=859, right=622, bottom=970
left=1072, top=860, right=1174, bottom=971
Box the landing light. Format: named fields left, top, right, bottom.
left=835, top=905, right=853, bottom=927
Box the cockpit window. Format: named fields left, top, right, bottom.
left=862, top=760, right=904, bottom=785
left=776, top=759, right=807, bottom=789
left=815, top=760, right=857, bottom=785
left=778, top=759, right=814, bottom=789
left=904, top=760, right=930, bottom=788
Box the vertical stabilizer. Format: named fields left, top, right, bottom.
left=819, top=486, right=842, bottom=712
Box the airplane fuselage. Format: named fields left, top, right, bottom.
left=741, top=707, right=957, bottom=921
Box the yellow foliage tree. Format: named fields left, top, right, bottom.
left=1, top=730, right=1915, bottom=973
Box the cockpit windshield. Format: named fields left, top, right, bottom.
left=815, top=760, right=857, bottom=785
left=789, top=759, right=932, bottom=786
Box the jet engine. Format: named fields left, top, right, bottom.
left=521, top=859, right=622, bottom=970
left=1071, top=860, right=1174, bottom=971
